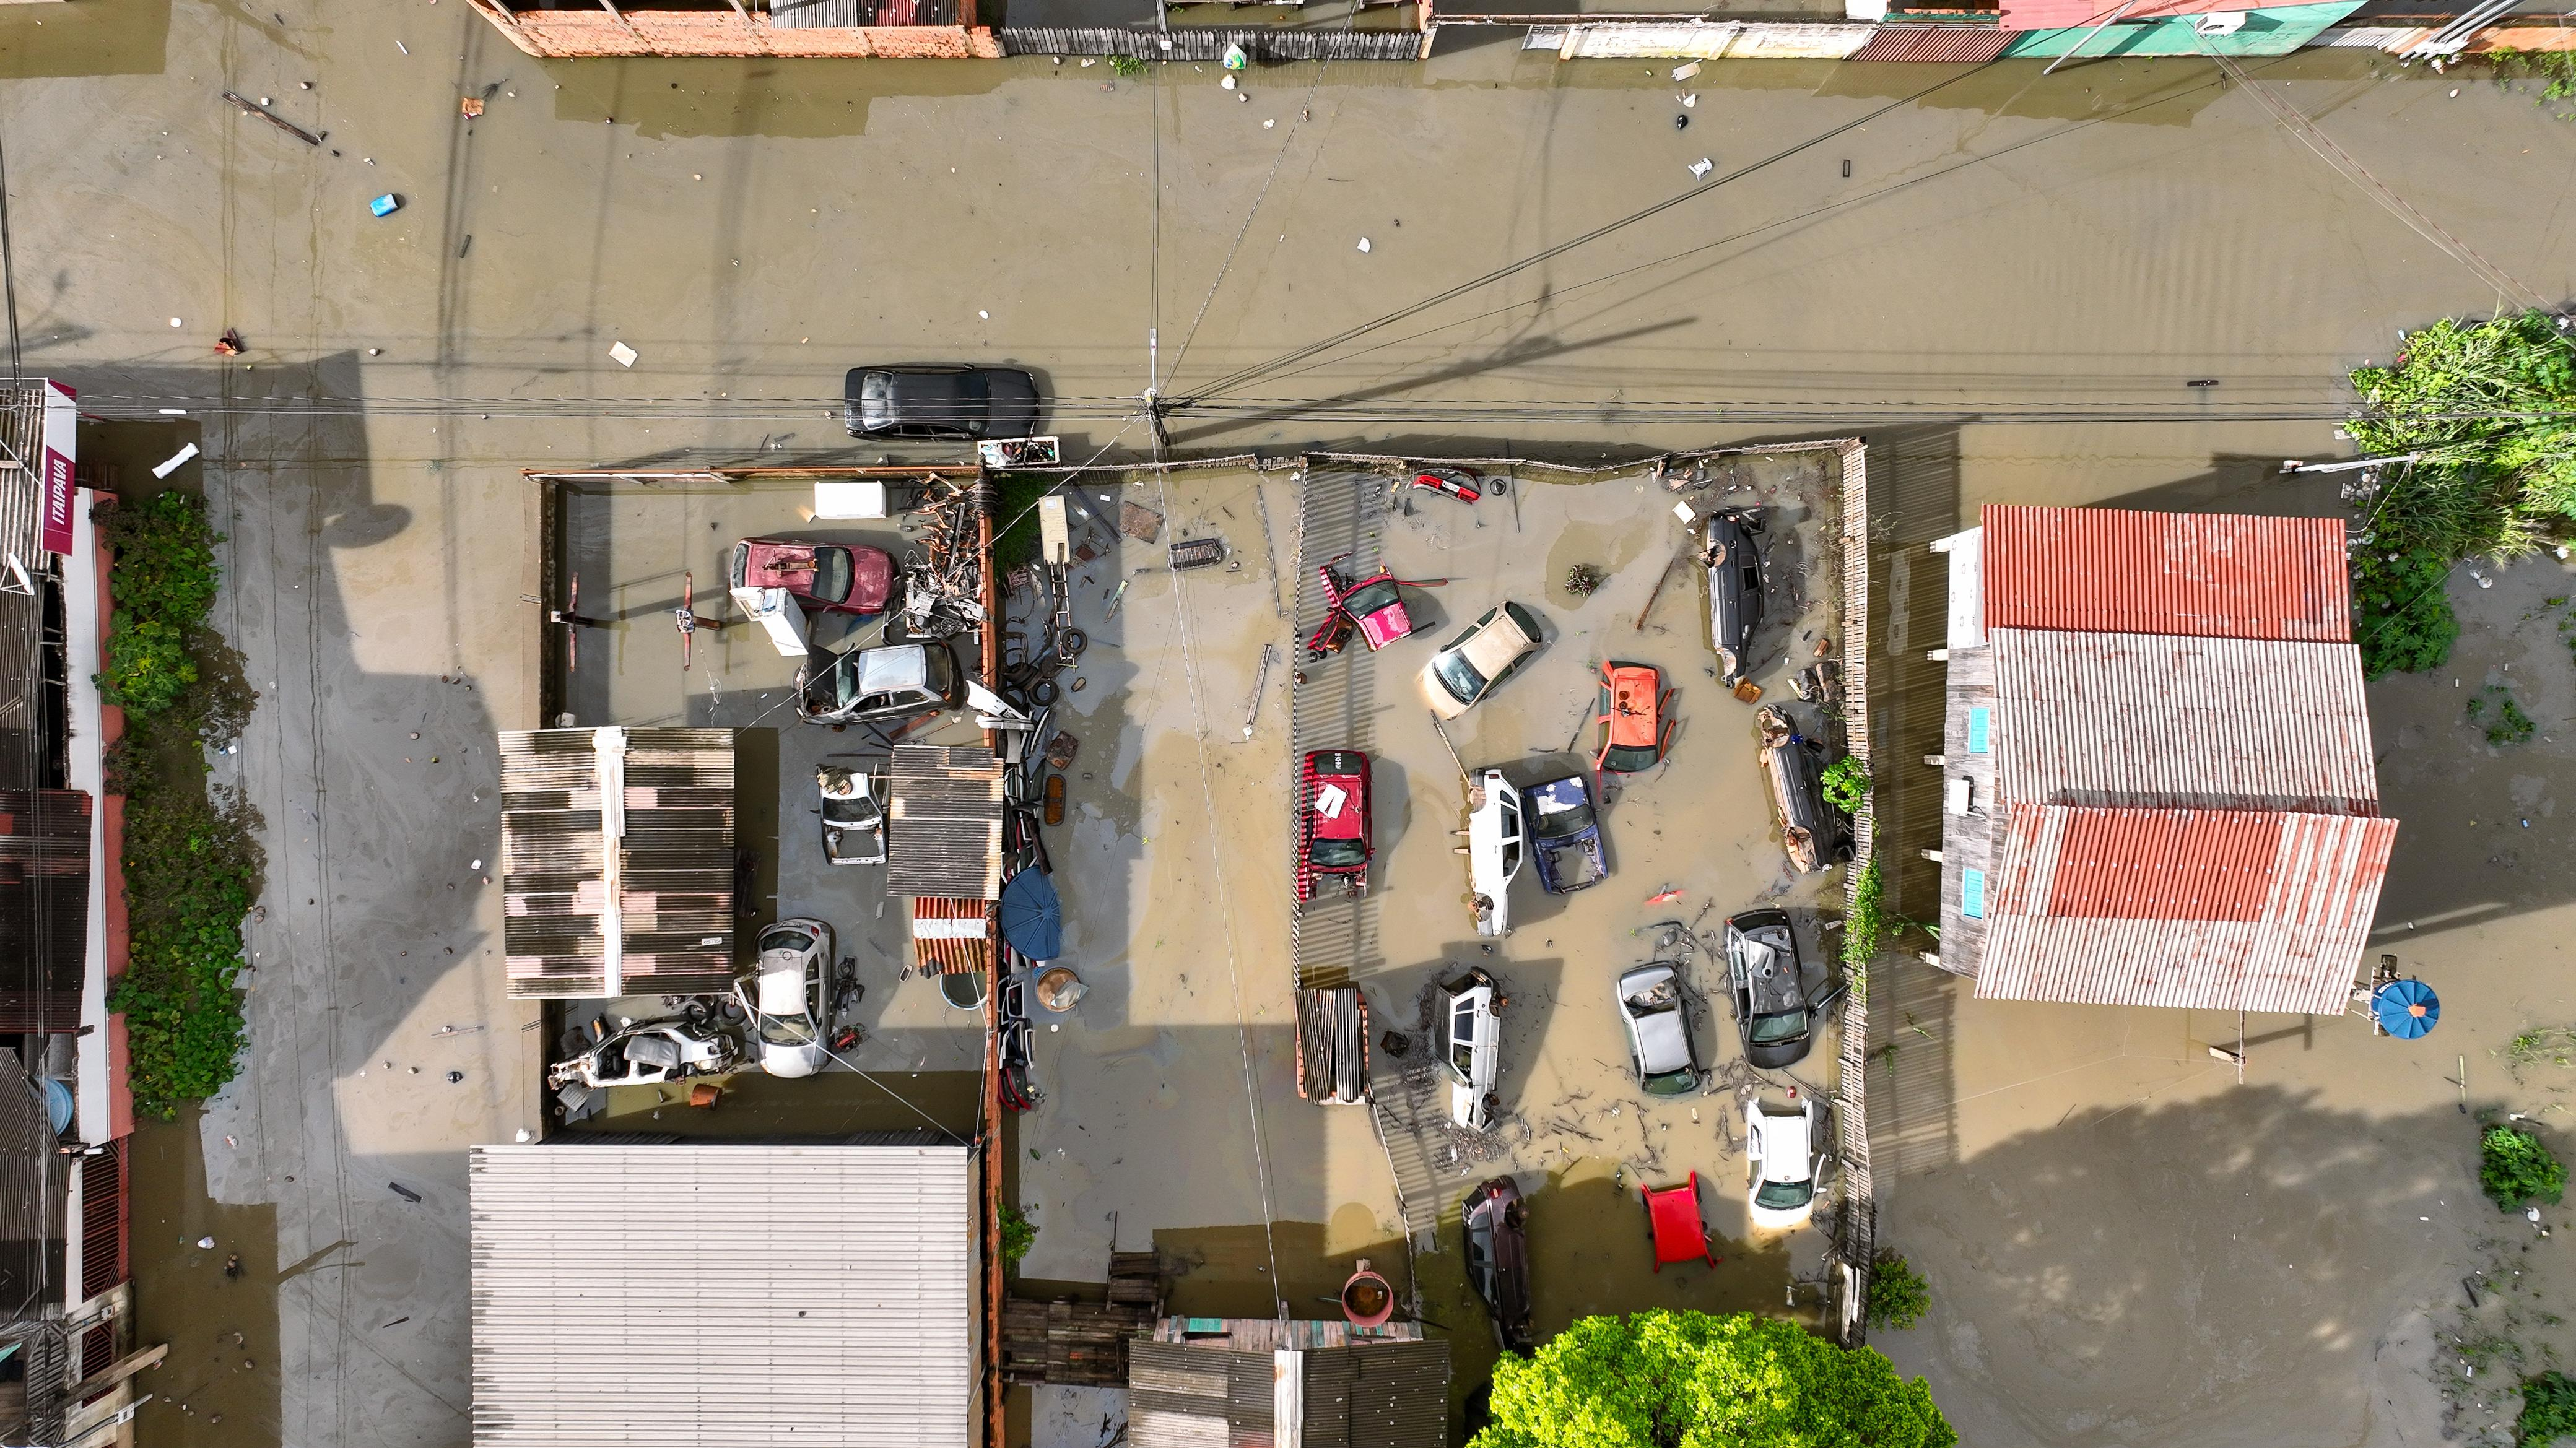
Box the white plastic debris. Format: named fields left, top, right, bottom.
left=168, top=317, right=183, bottom=328
left=978, top=310, right=990, bottom=320
left=1263, top=118, right=1275, bottom=128
left=1689, top=158, right=1713, bottom=180
left=2531, top=1207, right=2545, bottom=1223
left=1355, top=238, right=1371, bottom=253
left=152, top=443, right=200, bottom=479
left=1673, top=61, right=1701, bottom=80
left=1673, top=500, right=1695, bottom=524
left=1681, top=93, right=1697, bottom=108
left=470, top=859, right=483, bottom=870
left=609, top=341, right=638, bottom=368
left=1221, top=74, right=1236, bottom=90
left=197, top=1236, right=215, bottom=1249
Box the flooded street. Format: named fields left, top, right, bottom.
left=6, top=1, right=2576, bottom=1442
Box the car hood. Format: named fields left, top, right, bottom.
left=761, top=1043, right=825, bottom=1078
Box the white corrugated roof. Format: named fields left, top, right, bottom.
left=470, top=1144, right=975, bottom=1447
left=1990, top=630, right=2379, bottom=815
left=1972, top=805, right=2398, bottom=1014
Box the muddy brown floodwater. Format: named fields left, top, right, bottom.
left=6, top=2, right=2571, bottom=1443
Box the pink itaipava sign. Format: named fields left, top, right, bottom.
left=38, top=379, right=74, bottom=557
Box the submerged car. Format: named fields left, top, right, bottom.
left=1616, top=961, right=1703, bottom=1096
left=547, top=1016, right=739, bottom=1091
left=1746, top=1097, right=1830, bottom=1232
left=1440, top=967, right=1504, bottom=1132
left=1700, top=509, right=1765, bottom=686
left=736, top=917, right=837, bottom=1078
left=1595, top=661, right=1674, bottom=775
left=1299, top=750, right=1373, bottom=900
left=1461, top=1177, right=1534, bottom=1352
left=730, top=537, right=896, bottom=617
left=1725, top=909, right=1840, bottom=1070
left=1756, top=706, right=1838, bottom=874
left=798, top=639, right=965, bottom=725
left=1468, top=768, right=1526, bottom=938
left=843, top=365, right=1042, bottom=440
left=1324, top=564, right=1417, bottom=652
left=1422, top=602, right=1544, bottom=719
left=1526, top=773, right=1607, bottom=895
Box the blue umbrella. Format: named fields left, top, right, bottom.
left=2372, top=978, right=2440, bottom=1039
left=999, top=869, right=1064, bottom=962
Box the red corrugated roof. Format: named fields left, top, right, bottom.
left=1847, top=25, right=2013, bottom=61
left=1999, top=0, right=2247, bottom=31
left=1977, top=804, right=2398, bottom=1015
left=1982, top=505, right=2351, bottom=641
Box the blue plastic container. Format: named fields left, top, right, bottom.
left=369, top=193, right=401, bottom=218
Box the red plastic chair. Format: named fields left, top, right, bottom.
left=1642, top=1172, right=1721, bottom=1273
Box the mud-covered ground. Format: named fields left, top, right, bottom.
left=14, top=0, right=2576, bottom=1443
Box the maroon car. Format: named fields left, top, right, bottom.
left=730, top=537, right=895, bottom=617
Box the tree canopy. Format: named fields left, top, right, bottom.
left=1471, top=1310, right=1956, bottom=1448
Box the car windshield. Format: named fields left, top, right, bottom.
left=1312, top=837, right=1367, bottom=869
left=1604, top=743, right=1660, bottom=773
left=1344, top=578, right=1402, bottom=616
left=1644, top=1067, right=1697, bottom=1096
left=758, top=927, right=809, bottom=953
left=1530, top=786, right=1595, bottom=841
left=809, top=547, right=853, bottom=604
left=859, top=371, right=895, bottom=431
left=830, top=653, right=868, bottom=709
left=1434, top=649, right=1488, bottom=703
left=1749, top=1009, right=1809, bottom=1046
left=759, top=1011, right=816, bottom=1048
left=1755, top=1179, right=1814, bottom=1211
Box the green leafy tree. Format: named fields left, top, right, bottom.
left=1473, top=1311, right=1956, bottom=1448
left=2483, top=1125, right=2569, bottom=1212
left=1821, top=757, right=1871, bottom=815
left=1868, top=1251, right=1931, bottom=1332
left=998, top=1203, right=1037, bottom=1268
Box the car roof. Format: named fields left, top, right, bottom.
left=856, top=644, right=928, bottom=696
left=1753, top=1105, right=1812, bottom=1176
left=1731, top=921, right=1803, bottom=1011
left=1632, top=1004, right=1692, bottom=1074
left=1457, top=607, right=1537, bottom=676
left=754, top=953, right=809, bottom=1015
left=1604, top=663, right=1661, bottom=748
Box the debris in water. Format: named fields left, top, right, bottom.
left=368, top=193, right=401, bottom=217
left=609, top=340, right=638, bottom=368
left=1688, top=158, right=1713, bottom=180
left=1673, top=61, right=1700, bottom=80
left=460, top=95, right=484, bottom=118
left=196, top=1236, right=215, bottom=1250
left=1647, top=887, right=1684, bottom=905
left=389, top=1182, right=423, bottom=1202
left=153, top=443, right=201, bottom=480
left=1355, top=237, right=1372, bottom=253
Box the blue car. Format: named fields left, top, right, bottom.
left=1526, top=774, right=1607, bottom=894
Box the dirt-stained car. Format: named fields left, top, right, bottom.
left=1756, top=705, right=1840, bottom=874
left=843, top=364, right=1042, bottom=440
left=1747, top=1097, right=1830, bottom=1232
left=1527, top=773, right=1607, bottom=895
left=798, top=640, right=965, bottom=725
left=736, top=917, right=837, bottom=1078
left=1616, top=961, right=1703, bottom=1096
left=1461, top=1177, right=1534, bottom=1352
left=729, top=537, right=896, bottom=617
left=1423, top=603, right=1544, bottom=719
left=1700, top=509, right=1765, bottom=686
left=1440, top=967, right=1504, bottom=1131
left=1595, top=661, right=1675, bottom=775
left=1724, top=909, right=1842, bottom=1069
left=1299, top=750, right=1373, bottom=900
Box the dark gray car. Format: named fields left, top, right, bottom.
left=843, top=365, right=1042, bottom=440
left=1701, top=509, right=1765, bottom=685
left=1723, top=909, right=1843, bottom=1070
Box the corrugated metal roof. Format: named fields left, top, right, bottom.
left=498, top=727, right=736, bottom=999
left=0, top=790, right=89, bottom=1033
left=1981, top=505, right=2351, bottom=641
left=886, top=744, right=1003, bottom=901
left=1975, top=804, right=2397, bottom=1013
left=1848, top=23, right=2013, bottom=60
left=469, top=1143, right=975, bottom=1448
left=1990, top=629, right=2379, bottom=815
left=2001, top=0, right=2263, bottom=29
left=1130, top=1337, right=1449, bottom=1448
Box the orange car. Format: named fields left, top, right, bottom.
left=1596, top=662, right=1676, bottom=774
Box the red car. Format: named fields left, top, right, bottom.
left=1299, top=750, right=1372, bottom=901
left=730, top=537, right=895, bottom=617
left=1320, top=564, right=1416, bottom=652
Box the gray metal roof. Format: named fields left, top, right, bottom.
left=497, top=727, right=737, bottom=999
left=884, top=744, right=1003, bottom=901
left=469, top=1143, right=977, bottom=1448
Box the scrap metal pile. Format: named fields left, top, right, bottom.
left=899, top=475, right=990, bottom=641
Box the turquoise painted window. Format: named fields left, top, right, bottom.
left=1962, top=869, right=1986, bottom=920
left=1968, top=708, right=1990, bottom=754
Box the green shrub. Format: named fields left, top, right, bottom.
left=2352, top=548, right=2461, bottom=680
left=2520, top=1371, right=2576, bottom=1446
left=999, top=1203, right=1037, bottom=1267
left=1868, top=1250, right=1931, bottom=1331
left=1107, top=53, right=1147, bottom=78
left=2471, top=685, right=2539, bottom=745
left=1822, top=757, right=1871, bottom=814
left=2482, top=1125, right=2569, bottom=1212
left=98, top=490, right=222, bottom=627
left=99, top=617, right=198, bottom=719
left=1843, top=857, right=1886, bottom=966
left=110, top=781, right=262, bottom=1114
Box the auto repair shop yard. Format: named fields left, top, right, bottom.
left=539, top=443, right=1866, bottom=1437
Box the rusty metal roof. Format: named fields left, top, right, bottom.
left=1982, top=505, right=2351, bottom=641
left=1990, top=629, right=2380, bottom=815
left=1975, top=804, right=2397, bottom=1013
left=1848, top=24, right=2012, bottom=61
left=885, top=744, right=1003, bottom=901
left=1131, top=1335, right=1449, bottom=1448
left=498, top=727, right=736, bottom=999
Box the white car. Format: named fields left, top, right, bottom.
left=1440, top=968, right=1503, bottom=1130
left=1421, top=603, right=1544, bottom=720
left=1746, top=1097, right=1830, bottom=1232
left=1466, top=769, right=1525, bottom=937
left=736, top=917, right=836, bottom=1078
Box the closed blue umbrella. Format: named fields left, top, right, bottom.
left=2372, top=978, right=2440, bottom=1039
left=999, top=869, right=1064, bottom=962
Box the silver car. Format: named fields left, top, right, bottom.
left=1616, top=961, right=1703, bottom=1096
left=736, top=918, right=836, bottom=1078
